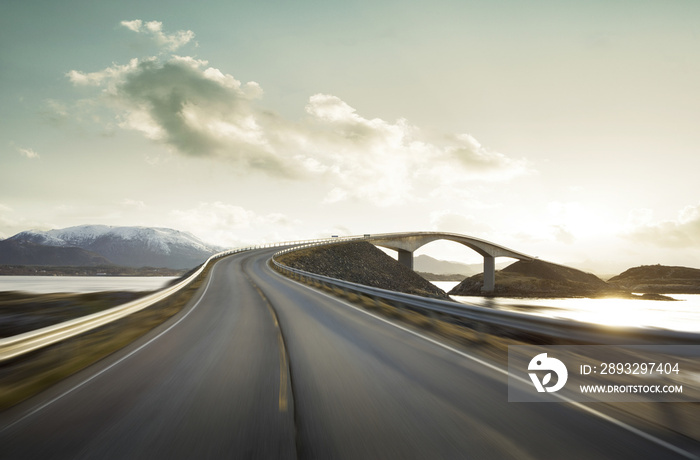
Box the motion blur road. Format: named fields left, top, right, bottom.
left=1, top=249, right=698, bottom=459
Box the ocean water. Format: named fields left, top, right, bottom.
left=0, top=276, right=179, bottom=294
left=431, top=281, right=700, bottom=333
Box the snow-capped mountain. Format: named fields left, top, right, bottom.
left=5, top=225, right=224, bottom=269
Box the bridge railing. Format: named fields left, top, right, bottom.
left=270, top=246, right=700, bottom=345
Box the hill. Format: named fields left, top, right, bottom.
left=276, top=241, right=449, bottom=299
left=607, top=265, right=700, bottom=294
left=3, top=225, right=222, bottom=269
left=0, top=239, right=112, bottom=266
left=413, top=255, right=479, bottom=276
left=448, top=259, right=612, bottom=297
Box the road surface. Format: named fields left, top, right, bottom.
left=1, top=248, right=698, bottom=459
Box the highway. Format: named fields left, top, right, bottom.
left=1, top=248, right=698, bottom=459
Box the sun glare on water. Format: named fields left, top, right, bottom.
left=450, top=293, right=700, bottom=333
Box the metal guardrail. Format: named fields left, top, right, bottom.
left=0, top=247, right=242, bottom=362
left=271, top=244, right=700, bottom=345
left=0, top=237, right=351, bottom=362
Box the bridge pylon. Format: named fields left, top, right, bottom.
left=364, top=232, right=535, bottom=294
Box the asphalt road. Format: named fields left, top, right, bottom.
left=0, top=248, right=698, bottom=459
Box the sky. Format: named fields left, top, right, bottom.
left=1, top=0, right=699, bottom=274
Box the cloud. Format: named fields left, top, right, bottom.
left=120, top=20, right=195, bottom=51
left=116, top=58, right=266, bottom=154
left=626, top=204, right=700, bottom=248
left=0, top=204, right=45, bottom=239
left=67, top=19, right=531, bottom=205
left=171, top=201, right=300, bottom=246
left=40, top=99, right=69, bottom=125
left=67, top=58, right=139, bottom=87
left=68, top=54, right=293, bottom=175
left=301, top=94, right=529, bottom=205
left=120, top=199, right=147, bottom=210
left=18, top=147, right=40, bottom=159
left=429, top=210, right=492, bottom=235
left=552, top=225, right=575, bottom=244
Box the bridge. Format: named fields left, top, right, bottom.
left=364, top=232, right=536, bottom=293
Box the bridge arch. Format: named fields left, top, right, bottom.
left=364, top=232, right=535, bottom=293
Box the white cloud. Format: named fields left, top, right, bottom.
left=429, top=210, right=492, bottom=235
left=171, top=202, right=300, bottom=247
left=67, top=58, right=139, bottom=87
left=120, top=19, right=143, bottom=33
left=552, top=224, right=575, bottom=244
left=301, top=94, right=530, bottom=205
left=67, top=19, right=531, bottom=206
left=0, top=204, right=46, bottom=239
left=18, top=147, right=40, bottom=159
left=120, top=19, right=195, bottom=51
left=626, top=203, right=700, bottom=248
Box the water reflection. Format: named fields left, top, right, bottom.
left=431, top=281, right=700, bottom=333
left=0, top=276, right=178, bottom=294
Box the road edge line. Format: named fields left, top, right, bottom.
left=272, top=267, right=698, bottom=460
left=0, top=260, right=219, bottom=434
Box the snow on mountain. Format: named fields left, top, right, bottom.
left=37, top=225, right=215, bottom=254
left=8, top=225, right=224, bottom=269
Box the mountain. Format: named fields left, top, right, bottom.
left=0, top=239, right=112, bottom=266
left=607, top=265, right=700, bottom=294
left=413, top=255, right=479, bottom=276
left=4, top=225, right=223, bottom=269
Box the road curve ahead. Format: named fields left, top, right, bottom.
left=1, top=248, right=698, bottom=459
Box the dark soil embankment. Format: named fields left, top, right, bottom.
left=276, top=241, right=449, bottom=299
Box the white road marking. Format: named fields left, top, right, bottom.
left=273, top=266, right=698, bottom=459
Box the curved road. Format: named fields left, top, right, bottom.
left=0, top=249, right=698, bottom=459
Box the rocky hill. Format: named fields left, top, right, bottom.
left=607, top=265, right=700, bottom=294
left=448, top=259, right=613, bottom=298
left=276, top=241, right=449, bottom=299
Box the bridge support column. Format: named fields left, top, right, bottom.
left=482, top=255, right=495, bottom=293
left=397, top=249, right=414, bottom=270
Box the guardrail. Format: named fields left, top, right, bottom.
left=0, top=237, right=355, bottom=362
left=0, top=247, right=241, bottom=362
left=271, top=245, right=700, bottom=345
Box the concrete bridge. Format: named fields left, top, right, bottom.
left=363, top=232, right=536, bottom=293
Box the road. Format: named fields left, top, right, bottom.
left=0, top=248, right=698, bottom=459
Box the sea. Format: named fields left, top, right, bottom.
left=2, top=277, right=698, bottom=333
left=0, top=276, right=179, bottom=294
left=431, top=281, right=700, bottom=334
